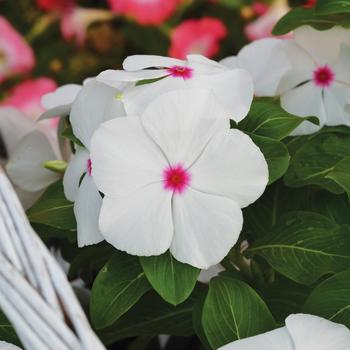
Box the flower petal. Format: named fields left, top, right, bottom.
left=218, top=327, right=293, bottom=350
left=286, top=314, right=350, bottom=350
left=123, top=55, right=184, bottom=70
left=188, top=69, right=254, bottom=122
left=334, top=44, right=350, bottom=85
left=40, top=84, right=82, bottom=119
left=187, top=54, right=225, bottom=73
left=91, top=116, right=167, bottom=197
left=281, top=82, right=325, bottom=135
left=237, top=38, right=290, bottom=96
left=97, top=69, right=168, bottom=87
left=99, top=184, right=173, bottom=256
left=219, top=56, right=239, bottom=69
left=0, top=341, right=22, bottom=350
left=170, top=188, right=243, bottom=269
left=70, top=79, right=124, bottom=148
left=6, top=130, right=60, bottom=192
left=294, top=25, right=350, bottom=65
left=141, top=89, right=229, bottom=167
left=74, top=174, right=104, bottom=247
left=189, top=129, right=268, bottom=208
left=63, top=147, right=90, bottom=202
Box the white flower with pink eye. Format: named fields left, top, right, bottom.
left=219, top=314, right=350, bottom=350
left=97, top=54, right=254, bottom=122
left=62, top=79, right=127, bottom=247
left=90, top=89, right=268, bottom=269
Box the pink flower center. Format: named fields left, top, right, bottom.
left=167, top=65, right=193, bottom=79
left=313, top=65, right=335, bottom=88
left=163, top=164, right=191, bottom=194
left=87, top=158, right=92, bottom=176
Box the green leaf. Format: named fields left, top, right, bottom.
left=201, top=277, right=275, bottom=349
left=303, top=270, right=350, bottom=327
left=272, top=8, right=341, bottom=35
left=250, top=134, right=290, bottom=184
left=0, top=311, right=21, bottom=347
left=239, top=101, right=318, bottom=140
left=43, top=160, right=67, bottom=173
left=140, top=252, right=200, bottom=306
left=316, top=0, right=350, bottom=15
left=248, top=211, right=350, bottom=285
left=217, top=0, right=245, bottom=9
left=90, top=252, right=151, bottom=329
left=284, top=132, right=350, bottom=194
left=60, top=125, right=84, bottom=147
left=98, top=289, right=201, bottom=344
left=326, top=157, right=350, bottom=200
left=27, top=181, right=76, bottom=230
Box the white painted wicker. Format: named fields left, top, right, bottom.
left=0, top=167, right=106, bottom=350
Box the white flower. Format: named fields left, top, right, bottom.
left=97, top=54, right=254, bottom=122
left=219, top=314, right=350, bottom=350
left=90, top=89, right=268, bottom=269
left=0, top=107, right=60, bottom=208
left=222, top=26, right=350, bottom=135
left=0, top=341, right=21, bottom=350
left=63, top=79, right=126, bottom=247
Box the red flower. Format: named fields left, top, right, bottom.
left=169, top=17, right=227, bottom=59
left=36, top=0, right=74, bottom=12
left=107, top=0, right=182, bottom=25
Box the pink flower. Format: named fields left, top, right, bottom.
left=169, top=18, right=227, bottom=59
left=36, top=0, right=74, bottom=12
left=0, top=16, right=35, bottom=82
left=1, top=78, right=58, bottom=126
left=244, top=0, right=290, bottom=41
left=107, top=0, right=182, bottom=25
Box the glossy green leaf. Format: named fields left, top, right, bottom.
left=60, top=125, right=84, bottom=147
left=99, top=289, right=201, bottom=344
left=284, top=132, right=350, bottom=194
left=27, top=181, right=76, bottom=230
left=202, top=277, right=275, bottom=349
left=0, top=311, right=21, bottom=347
left=90, top=252, right=151, bottom=329
left=239, top=101, right=318, bottom=140
left=140, top=252, right=200, bottom=306
left=249, top=212, right=350, bottom=285
left=316, top=0, right=350, bottom=14
left=250, top=134, right=290, bottom=184
left=326, top=157, right=350, bottom=200
left=303, top=270, right=350, bottom=327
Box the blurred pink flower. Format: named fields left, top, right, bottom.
left=36, top=0, right=74, bottom=12
left=304, top=0, right=317, bottom=7
left=0, top=16, right=35, bottom=83
left=107, top=0, right=182, bottom=25
left=169, top=17, right=227, bottom=59
left=1, top=78, right=58, bottom=126
left=244, top=0, right=290, bottom=41
left=60, top=6, right=113, bottom=45
left=251, top=1, right=269, bottom=16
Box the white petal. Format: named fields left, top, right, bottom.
left=63, top=147, right=90, bottom=202
left=281, top=82, right=325, bottom=135
left=74, top=174, right=104, bottom=247
left=141, top=89, right=229, bottom=167
left=70, top=79, right=124, bottom=148
left=0, top=107, right=36, bottom=156
left=294, top=25, right=350, bottom=64
left=277, top=68, right=312, bottom=95
left=286, top=314, right=350, bottom=350
left=123, top=55, right=184, bottom=70
left=97, top=69, right=168, bottom=87
left=198, top=264, right=225, bottom=284
left=40, top=84, right=82, bottom=119
left=219, top=56, right=239, bottom=69
left=0, top=341, right=22, bottom=350
left=218, top=327, right=293, bottom=350
left=334, top=44, right=350, bottom=85
left=237, top=38, right=291, bottom=96
left=189, top=129, right=268, bottom=208
left=187, top=54, right=226, bottom=74
left=188, top=69, right=254, bottom=122
left=99, top=184, right=173, bottom=256
left=170, top=188, right=243, bottom=269
left=324, top=83, right=350, bottom=126
left=90, top=116, right=167, bottom=197
left=6, top=130, right=60, bottom=192
left=122, top=76, right=185, bottom=115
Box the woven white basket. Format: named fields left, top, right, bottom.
left=0, top=167, right=106, bottom=350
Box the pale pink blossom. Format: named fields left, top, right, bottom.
left=169, top=17, right=227, bottom=59
left=0, top=16, right=35, bottom=82
left=107, top=0, right=182, bottom=25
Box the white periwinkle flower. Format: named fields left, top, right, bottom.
left=0, top=341, right=21, bottom=350
left=97, top=54, right=254, bottom=122
left=222, top=25, right=350, bottom=135
left=63, top=79, right=126, bottom=247
left=90, top=89, right=268, bottom=269
left=219, top=314, right=350, bottom=350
